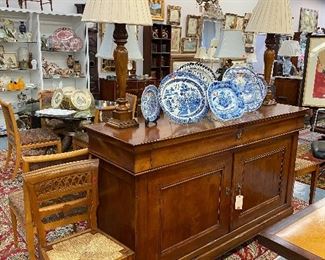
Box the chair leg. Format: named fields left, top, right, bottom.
left=12, top=149, right=21, bottom=179
left=5, top=144, right=12, bottom=169
left=25, top=221, right=36, bottom=260
left=40, top=0, right=43, bottom=11
left=56, top=141, right=62, bottom=153
left=50, top=0, right=53, bottom=11
left=24, top=0, right=27, bottom=9
left=309, top=169, right=319, bottom=204
left=9, top=207, right=18, bottom=247
left=6, top=0, right=9, bottom=7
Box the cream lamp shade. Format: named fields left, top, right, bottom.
left=194, top=47, right=209, bottom=60
left=82, top=0, right=152, bottom=26
left=245, top=0, right=293, bottom=34
left=96, top=24, right=114, bottom=60
left=215, top=30, right=246, bottom=59
left=97, top=25, right=143, bottom=61
left=278, top=40, right=301, bottom=57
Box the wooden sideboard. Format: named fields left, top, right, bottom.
left=100, top=78, right=158, bottom=101
left=274, top=76, right=303, bottom=106
left=87, top=104, right=307, bottom=259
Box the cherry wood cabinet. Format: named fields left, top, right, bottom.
left=86, top=104, right=307, bottom=259
left=100, top=78, right=158, bottom=101
left=274, top=76, right=303, bottom=106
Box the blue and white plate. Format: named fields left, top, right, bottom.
left=207, top=81, right=245, bottom=122
left=177, top=62, right=217, bottom=89
left=141, top=84, right=160, bottom=122
left=159, top=71, right=209, bottom=124
left=223, top=66, right=264, bottom=112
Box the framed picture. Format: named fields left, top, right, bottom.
left=302, top=35, right=325, bottom=107
left=3, top=53, right=17, bottom=68
left=299, top=8, right=318, bottom=33
left=186, top=15, right=200, bottom=37
left=236, top=16, right=244, bottom=30
left=181, top=38, right=198, bottom=53
left=149, top=0, right=164, bottom=21
left=167, top=5, right=181, bottom=25
left=171, top=54, right=196, bottom=71
left=243, top=13, right=252, bottom=30
left=171, top=26, right=182, bottom=53
left=225, top=13, right=237, bottom=30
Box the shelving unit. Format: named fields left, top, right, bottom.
left=143, top=24, right=171, bottom=81
left=0, top=7, right=89, bottom=126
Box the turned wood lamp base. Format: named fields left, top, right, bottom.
left=263, top=33, right=277, bottom=106
left=105, top=98, right=139, bottom=129
left=105, top=23, right=139, bottom=129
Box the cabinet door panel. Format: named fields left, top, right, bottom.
left=147, top=152, right=232, bottom=259
left=232, top=137, right=292, bottom=230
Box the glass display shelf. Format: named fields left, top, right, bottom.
left=43, top=75, right=86, bottom=80
left=0, top=69, right=37, bottom=72
left=41, top=49, right=82, bottom=54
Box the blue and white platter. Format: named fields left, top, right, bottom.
left=159, top=71, right=209, bottom=124
left=207, top=81, right=245, bottom=122
left=141, top=84, right=160, bottom=123
left=177, top=62, right=217, bottom=89
left=222, top=66, right=265, bottom=112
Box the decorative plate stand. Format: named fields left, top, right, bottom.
left=159, top=71, right=209, bottom=124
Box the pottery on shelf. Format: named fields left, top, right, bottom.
left=67, top=55, right=75, bottom=69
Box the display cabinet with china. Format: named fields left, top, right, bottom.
left=39, top=13, right=89, bottom=90
left=0, top=7, right=90, bottom=128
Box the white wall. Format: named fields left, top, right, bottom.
left=0, top=0, right=324, bottom=75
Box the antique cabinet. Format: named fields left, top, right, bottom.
left=87, top=104, right=307, bottom=259
left=100, top=78, right=158, bottom=101
left=274, top=76, right=303, bottom=106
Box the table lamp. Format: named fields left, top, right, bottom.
left=82, top=0, right=152, bottom=128
left=245, top=0, right=293, bottom=105
left=215, top=30, right=246, bottom=79
left=278, top=40, right=301, bottom=76
left=97, top=24, right=143, bottom=77
left=215, top=30, right=246, bottom=59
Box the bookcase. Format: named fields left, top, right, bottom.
left=143, top=24, right=171, bottom=81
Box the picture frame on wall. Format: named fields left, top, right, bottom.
left=149, top=0, right=164, bottom=21
left=167, top=5, right=181, bottom=25
left=302, top=35, right=325, bottom=107
left=235, top=16, right=244, bottom=30
left=181, top=38, right=198, bottom=53
left=299, top=8, right=318, bottom=33
left=224, top=13, right=237, bottom=30
left=171, top=26, right=182, bottom=53
left=186, top=15, right=200, bottom=37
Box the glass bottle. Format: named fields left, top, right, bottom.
left=19, top=21, right=27, bottom=34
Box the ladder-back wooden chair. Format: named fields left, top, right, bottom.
left=18, top=0, right=53, bottom=11
left=23, top=159, right=134, bottom=259
left=0, top=99, right=62, bottom=178
left=8, top=148, right=89, bottom=260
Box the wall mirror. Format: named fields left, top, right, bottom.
left=200, top=17, right=223, bottom=49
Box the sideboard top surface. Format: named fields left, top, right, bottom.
left=87, top=104, right=308, bottom=147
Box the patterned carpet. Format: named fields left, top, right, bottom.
left=0, top=151, right=309, bottom=260
left=296, top=129, right=325, bottom=189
